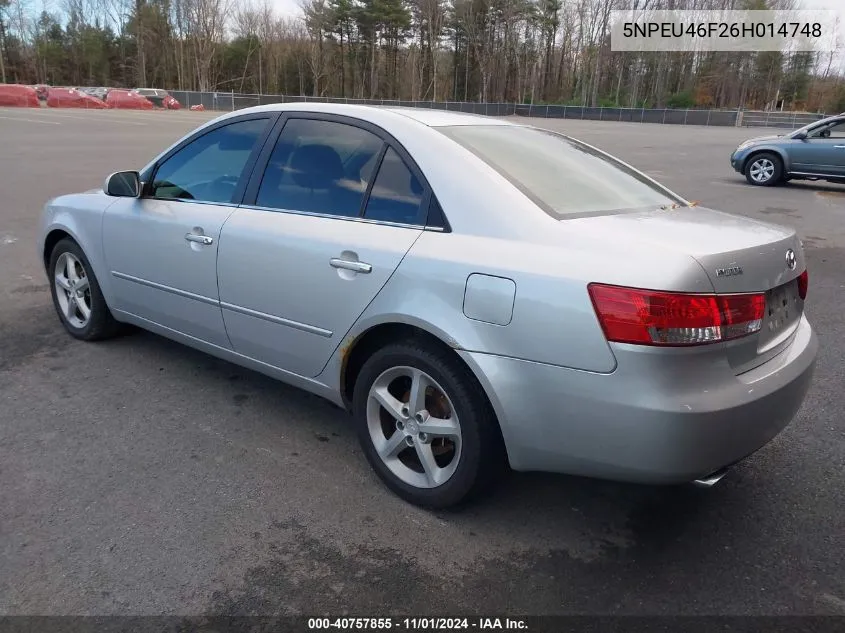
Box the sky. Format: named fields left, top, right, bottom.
left=271, top=0, right=300, bottom=17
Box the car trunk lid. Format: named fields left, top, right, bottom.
left=566, top=205, right=806, bottom=373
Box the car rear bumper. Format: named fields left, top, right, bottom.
left=460, top=314, right=817, bottom=483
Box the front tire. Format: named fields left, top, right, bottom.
left=744, top=152, right=783, bottom=186
left=49, top=238, right=123, bottom=341
left=352, top=340, right=505, bottom=509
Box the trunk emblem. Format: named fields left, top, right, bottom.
left=785, top=249, right=797, bottom=270
left=716, top=264, right=743, bottom=277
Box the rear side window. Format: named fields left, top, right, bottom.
left=256, top=118, right=384, bottom=218
left=151, top=118, right=268, bottom=203
left=437, top=125, right=685, bottom=217
left=363, top=147, right=425, bottom=225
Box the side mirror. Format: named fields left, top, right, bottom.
left=104, top=171, right=141, bottom=197
left=793, top=131, right=808, bottom=140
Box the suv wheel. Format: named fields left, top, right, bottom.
left=745, top=153, right=782, bottom=186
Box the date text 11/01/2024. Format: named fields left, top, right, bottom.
left=307, top=618, right=529, bottom=630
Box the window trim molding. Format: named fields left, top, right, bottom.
left=357, top=142, right=389, bottom=219
left=238, top=203, right=433, bottom=231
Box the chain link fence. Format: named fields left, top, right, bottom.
left=170, top=90, right=746, bottom=126
left=163, top=90, right=830, bottom=128
left=20, top=86, right=830, bottom=128
left=735, top=110, right=828, bottom=129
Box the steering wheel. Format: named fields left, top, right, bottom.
left=181, top=175, right=240, bottom=202
left=211, top=175, right=240, bottom=187
left=154, top=175, right=240, bottom=202
left=153, top=180, right=195, bottom=200
left=207, top=175, right=240, bottom=197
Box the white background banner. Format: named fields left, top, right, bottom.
left=610, top=10, right=842, bottom=53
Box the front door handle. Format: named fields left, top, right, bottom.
left=834, top=145, right=845, bottom=149
left=330, top=258, right=372, bottom=274
left=185, top=233, right=213, bottom=245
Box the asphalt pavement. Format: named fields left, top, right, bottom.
left=0, top=107, right=843, bottom=616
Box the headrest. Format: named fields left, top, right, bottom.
left=290, top=144, right=344, bottom=190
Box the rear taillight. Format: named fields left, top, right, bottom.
left=798, top=269, right=808, bottom=300
left=588, top=283, right=766, bottom=346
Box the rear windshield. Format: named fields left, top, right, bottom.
left=437, top=125, right=685, bottom=218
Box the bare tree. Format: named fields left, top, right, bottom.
left=183, top=0, right=231, bottom=90
left=301, top=0, right=331, bottom=95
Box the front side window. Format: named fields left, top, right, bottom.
left=256, top=118, right=384, bottom=217
left=151, top=118, right=268, bottom=203
left=437, top=125, right=685, bottom=218
left=809, top=120, right=845, bottom=139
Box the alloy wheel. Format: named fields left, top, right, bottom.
left=366, top=366, right=462, bottom=489
left=749, top=157, right=775, bottom=183
left=54, top=252, right=92, bottom=329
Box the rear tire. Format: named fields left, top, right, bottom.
left=744, top=152, right=783, bottom=186
left=49, top=238, right=124, bottom=341
left=352, top=339, right=506, bottom=509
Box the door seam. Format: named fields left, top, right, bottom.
left=314, top=229, right=427, bottom=379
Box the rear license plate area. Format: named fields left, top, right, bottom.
left=758, top=279, right=802, bottom=348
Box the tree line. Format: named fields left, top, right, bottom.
left=1, top=0, right=844, bottom=112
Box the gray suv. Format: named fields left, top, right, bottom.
left=731, top=113, right=845, bottom=186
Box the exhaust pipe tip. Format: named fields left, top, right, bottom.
left=692, top=468, right=730, bottom=488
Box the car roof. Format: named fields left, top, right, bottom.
left=380, top=106, right=511, bottom=127
left=219, top=102, right=514, bottom=128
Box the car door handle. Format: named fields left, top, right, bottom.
left=330, top=258, right=372, bottom=274
left=185, top=233, right=213, bottom=245
left=834, top=145, right=845, bottom=149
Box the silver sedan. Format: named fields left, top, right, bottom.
left=38, top=104, right=818, bottom=508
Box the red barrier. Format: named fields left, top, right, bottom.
left=106, top=89, right=154, bottom=110
left=163, top=95, right=182, bottom=110
left=0, top=84, right=40, bottom=107
left=47, top=87, right=109, bottom=109
left=190, top=104, right=205, bottom=111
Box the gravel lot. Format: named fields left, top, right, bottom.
left=1, top=107, right=844, bottom=616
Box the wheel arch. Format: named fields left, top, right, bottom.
left=41, top=214, right=117, bottom=311
left=340, top=321, right=463, bottom=407
left=43, top=228, right=75, bottom=271
left=741, top=147, right=790, bottom=173
left=338, top=319, right=511, bottom=466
